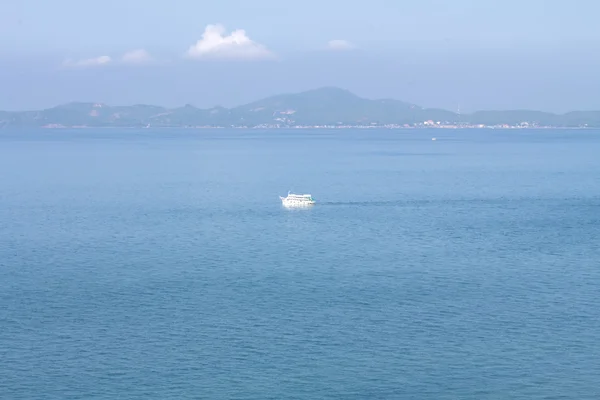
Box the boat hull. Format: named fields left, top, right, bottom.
left=280, top=194, right=315, bottom=207
left=281, top=199, right=315, bottom=207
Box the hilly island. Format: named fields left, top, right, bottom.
left=1, top=87, right=600, bottom=129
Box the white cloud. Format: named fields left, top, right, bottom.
left=62, top=50, right=154, bottom=68
left=62, top=55, right=112, bottom=68
left=186, top=24, right=274, bottom=60
left=121, top=49, right=153, bottom=64
left=327, top=40, right=355, bottom=50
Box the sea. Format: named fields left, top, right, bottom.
left=1, top=128, right=599, bottom=399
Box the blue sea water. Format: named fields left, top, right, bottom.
left=1, top=128, right=599, bottom=399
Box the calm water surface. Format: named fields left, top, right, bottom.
left=1, top=129, right=599, bottom=399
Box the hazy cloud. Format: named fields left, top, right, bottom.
left=62, top=55, right=112, bottom=68
left=62, top=50, right=154, bottom=68
left=327, top=40, right=355, bottom=50
left=186, top=24, right=274, bottom=60
left=121, top=49, right=153, bottom=64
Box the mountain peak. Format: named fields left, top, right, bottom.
left=301, top=86, right=356, bottom=95
left=296, top=86, right=360, bottom=100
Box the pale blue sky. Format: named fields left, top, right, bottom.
left=1, top=0, right=599, bottom=111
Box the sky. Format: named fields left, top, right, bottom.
left=1, top=0, right=600, bottom=112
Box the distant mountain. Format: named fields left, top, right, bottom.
left=1, top=87, right=599, bottom=128
left=230, top=87, right=457, bottom=126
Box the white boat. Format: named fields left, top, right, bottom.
left=279, top=192, right=315, bottom=207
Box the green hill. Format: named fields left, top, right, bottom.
left=1, top=87, right=598, bottom=128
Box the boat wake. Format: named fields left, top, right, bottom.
left=319, top=201, right=404, bottom=207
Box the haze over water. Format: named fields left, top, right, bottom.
left=1, top=129, right=599, bottom=399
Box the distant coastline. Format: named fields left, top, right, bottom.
left=35, top=124, right=592, bottom=130
left=2, top=87, right=599, bottom=129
